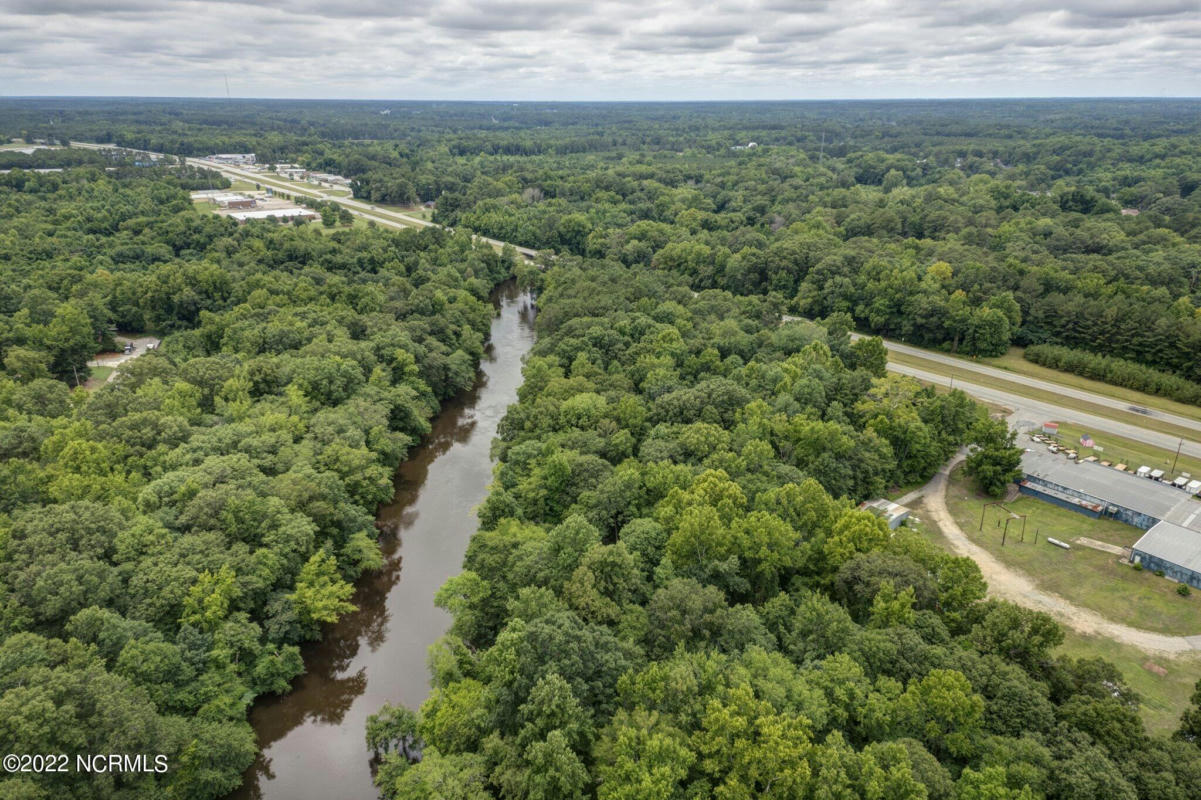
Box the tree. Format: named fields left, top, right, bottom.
left=3, top=346, right=51, bottom=382
left=849, top=336, right=888, bottom=377
left=44, top=302, right=96, bottom=385
left=955, top=766, right=1036, bottom=800
left=692, top=685, right=812, bottom=799
left=521, top=730, right=590, bottom=800
left=421, top=679, right=493, bottom=754
left=289, top=550, right=357, bottom=629
left=868, top=580, right=917, bottom=629
left=597, top=721, right=694, bottom=800
left=367, top=703, right=420, bottom=758
left=389, top=749, right=492, bottom=800
left=964, top=307, right=1011, bottom=357
left=965, top=418, right=1022, bottom=497
left=893, top=669, right=984, bottom=759
left=970, top=601, right=1063, bottom=671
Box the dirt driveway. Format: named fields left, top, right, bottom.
left=921, top=453, right=1201, bottom=656
left=87, top=335, right=162, bottom=387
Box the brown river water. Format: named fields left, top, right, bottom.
left=231, top=281, right=536, bottom=800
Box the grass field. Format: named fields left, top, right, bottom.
left=89, top=365, right=113, bottom=383
left=315, top=217, right=368, bottom=235
left=394, top=205, right=433, bottom=220
left=913, top=511, right=1201, bottom=734
left=944, top=465, right=1201, bottom=635
left=1034, top=421, right=1201, bottom=480
left=1058, top=630, right=1200, bottom=735
left=885, top=478, right=926, bottom=501
left=889, top=350, right=1200, bottom=442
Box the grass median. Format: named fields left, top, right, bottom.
left=889, top=349, right=1201, bottom=442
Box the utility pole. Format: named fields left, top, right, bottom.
left=1172, top=438, right=1183, bottom=473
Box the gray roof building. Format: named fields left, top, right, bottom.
left=1132, top=521, right=1201, bottom=589
left=1021, top=449, right=1201, bottom=531
left=859, top=498, right=910, bottom=529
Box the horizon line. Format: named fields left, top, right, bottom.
left=3, top=94, right=1201, bottom=104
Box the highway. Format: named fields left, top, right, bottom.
left=886, top=361, right=1201, bottom=460
left=877, top=337, right=1201, bottom=438
left=781, top=314, right=1201, bottom=458
left=71, top=142, right=539, bottom=259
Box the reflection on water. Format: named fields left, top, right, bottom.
left=231, top=282, right=536, bottom=800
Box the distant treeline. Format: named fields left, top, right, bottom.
left=1024, top=343, right=1201, bottom=406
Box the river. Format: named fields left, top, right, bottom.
left=231, top=281, right=536, bottom=800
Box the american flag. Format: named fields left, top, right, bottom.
left=1080, top=434, right=1095, bottom=448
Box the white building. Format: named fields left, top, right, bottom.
left=228, top=208, right=318, bottom=223
left=209, top=153, right=256, bottom=165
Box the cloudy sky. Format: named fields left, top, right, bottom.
left=1, top=0, right=1198, bottom=99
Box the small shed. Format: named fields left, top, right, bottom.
left=1150, top=469, right=1166, bottom=481
left=859, top=499, right=911, bottom=530
left=1137, top=466, right=1152, bottom=478
left=1188, top=479, right=1201, bottom=496
left=1173, top=477, right=1190, bottom=490
left=1042, top=422, right=1060, bottom=435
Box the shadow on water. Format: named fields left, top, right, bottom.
left=230, top=281, right=536, bottom=800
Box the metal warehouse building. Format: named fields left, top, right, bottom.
left=1020, top=448, right=1201, bottom=587
left=1020, top=449, right=1201, bottom=530
left=1132, top=522, right=1201, bottom=589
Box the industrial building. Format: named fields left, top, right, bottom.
left=228, top=208, right=319, bottom=223
left=1131, top=522, right=1201, bottom=589
left=1020, top=448, right=1201, bottom=530
left=190, top=191, right=257, bottom=209
left=307, top=172, right=351, bottom=186
left=208, top=153, right=256, bottom=165
left=1019, top=447, right=1201, bottom=587
left=212, top=193, right=255, bottom=209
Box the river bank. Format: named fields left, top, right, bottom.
left=230, top=281, right=536, bottom=800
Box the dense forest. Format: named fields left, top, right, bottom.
left=2, top=99, right=1201, bottom=799
left=0, top=166, right=514, bottom=798
left=363, top=257, right=1201, bottom=799
left=6, top=98, right=1197, bottom=382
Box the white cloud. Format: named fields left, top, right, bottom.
left=0, top=0, right=1197, bottom=97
